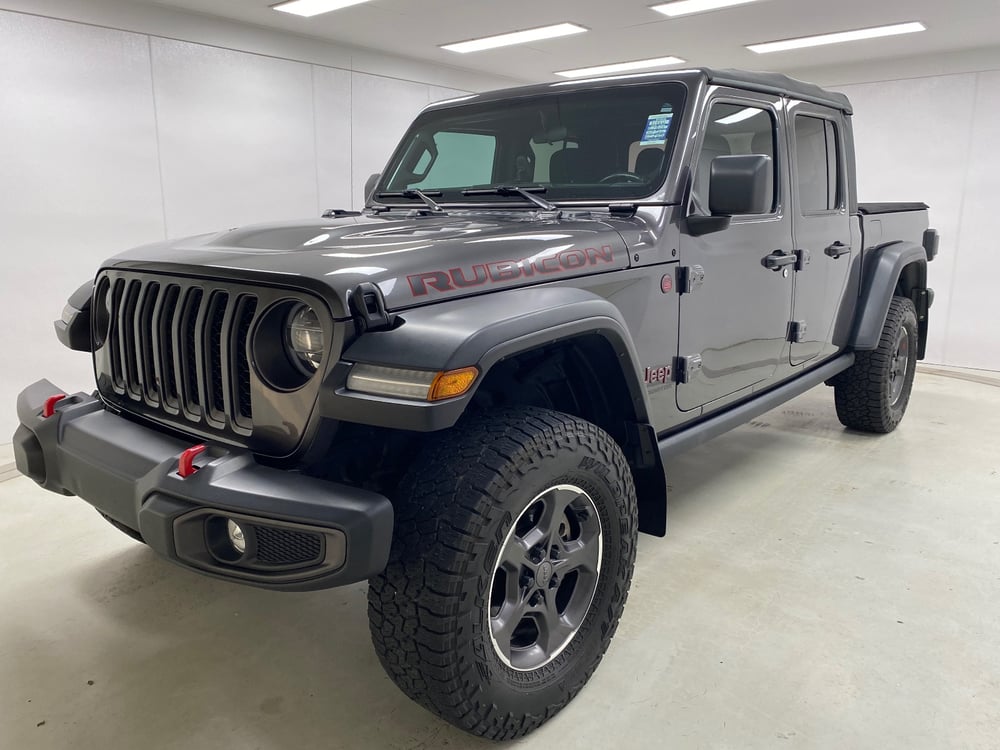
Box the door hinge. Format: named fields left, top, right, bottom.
left=677, top=265, right=706, bottom=294
left=794, top=249, right=811, bottom=271
left=787, top=320, right=808, bottom=343
left=673, top=354, right=703, bottom=384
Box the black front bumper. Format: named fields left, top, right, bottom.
left=13, top=380, right=393, bottom=591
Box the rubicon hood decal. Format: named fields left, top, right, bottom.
left=407, top=244, right=616, bottom=297
left=108, top=213, right=630, bottom=313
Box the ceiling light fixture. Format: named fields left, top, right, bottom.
left=442, top=23, right=587, bottom=54
left=555, top=56, right=686, bottom=78
left=747, top=21, right=926, bottom=54
left=272, top=0, right=372, bottom=17
left=716, top=107, right=764, bottom=125
left=651, top=0, right=763, bottom=18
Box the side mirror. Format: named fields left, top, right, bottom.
left=709, top=154, right=773, bottom=216
left=364, top=172, right=381, bottom=202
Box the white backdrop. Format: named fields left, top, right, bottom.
left=838, top=71, right=1000, bottom=372
left=0, top=10, right=472, bottom=439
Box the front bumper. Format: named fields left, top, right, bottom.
left=13, top=379, right=393, bottom=591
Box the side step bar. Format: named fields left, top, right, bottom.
left=658, top=353, right=855, bottom=459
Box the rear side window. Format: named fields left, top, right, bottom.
left=693, top=103, right=777, bottom=215
left=794, top=115, right=841, bottom=212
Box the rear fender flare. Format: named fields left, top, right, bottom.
left=851, top=241, right=928, bottom=354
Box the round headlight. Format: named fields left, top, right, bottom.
left=286, top=304, right=324, bottom=374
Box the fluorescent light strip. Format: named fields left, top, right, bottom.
left=551, top=70, right=692, bottom=86
left=442, top=23, right=587, bottom=54
left=716, top=107, right=763, bottom=125
left=651, top=0, right=762, bottom=17
left=748, top=21, right=926, bottom=54
left=555, top=55, right=686, bottom=79
left=272, top=0, right=372, bottom=17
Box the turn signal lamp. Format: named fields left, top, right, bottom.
left=430, top=367, right=479, bottom=401
left=347, top=364, right=478, bottom=401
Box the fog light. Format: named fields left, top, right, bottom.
left=227, top=519, right=247, bottom=555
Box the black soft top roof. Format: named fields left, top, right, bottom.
left=427, top=68, right=853, bottom=116
left=706, top=69, right=852, bottom=114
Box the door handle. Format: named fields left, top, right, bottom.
left=825, top=241, right=851, bottom=259
left=762, top=250, right=797, bottom=271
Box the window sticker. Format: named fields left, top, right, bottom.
left=640, top=112, right=673, bottom=146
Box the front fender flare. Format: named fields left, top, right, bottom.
left=320, top=286, right=651, bottom=431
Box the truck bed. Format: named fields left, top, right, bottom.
left=857, top=203, right=931, bottom=254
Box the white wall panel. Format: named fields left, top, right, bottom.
left=0, top=12, right=164, bottom=436
left=313, top=65, right=353, bottom=213
left=943, top=71, right=1000, bottom=370
left=428, top=85, right=474, bottom=105
left=350, top=73, right=430, bottom=208
left=839, top=74, right=978, bottom=365
left=151, top=38, right=318, bottom=237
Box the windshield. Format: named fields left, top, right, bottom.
left=377, top=82, right=686, bottom=205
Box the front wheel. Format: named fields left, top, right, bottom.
left=835, top=296, right=919, bottom=433
left=367, top=407, right=637, bottom=740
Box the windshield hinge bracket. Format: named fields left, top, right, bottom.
left=608, top=203, right=638, bottom=218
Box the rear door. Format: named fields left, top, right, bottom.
left=675, top=92, right=795, bottom=412
left=787, top=102, right=853, bottom=365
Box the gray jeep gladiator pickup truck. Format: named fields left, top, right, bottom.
left=14, top=68, right=937, bottom=739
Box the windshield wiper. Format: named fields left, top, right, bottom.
left=461, top=185, right=557, bottom=211
left=376, top=189, right=444, bottom=213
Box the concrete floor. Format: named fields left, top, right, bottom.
left=2, top=368, right=999, bottom=749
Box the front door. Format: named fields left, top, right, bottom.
left=676, top=93, right=795, bottom=412
left=787, top=103, right=853, bottom=365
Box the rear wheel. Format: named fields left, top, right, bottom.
left=367, top=407, right=637, bottom=740
left=835, top=296, right=918, bottom=433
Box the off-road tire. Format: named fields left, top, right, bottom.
left=835, top=296, right=918, bottom=433
left=98, top=511, right=145, bottom=543
left=367, top=407, right=637, bottom=740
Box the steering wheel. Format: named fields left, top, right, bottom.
left=599, top=172, right=644, bottom=184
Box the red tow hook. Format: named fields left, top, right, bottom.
left=178, top=444, right=208, bottom=479
left=42, top=394, right=67, bottom=418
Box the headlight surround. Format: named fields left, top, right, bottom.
left=285, top=304, right=325, bottom=375
left=253, top=299, right=329, bottom=392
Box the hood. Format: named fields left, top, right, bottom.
left=108, top=212, right=631, bottom=317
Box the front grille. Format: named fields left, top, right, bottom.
left=255, top=526, right=324, bottom=566
left=102, top=275, right=257, bottom=435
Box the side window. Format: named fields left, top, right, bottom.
left=408, top=131, right=497, bottom=189
left=794, top=115, right=841, bottom=212
left=693, top=103, right=777, bottom=214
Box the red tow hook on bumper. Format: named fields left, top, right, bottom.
left=178, top=445, right=207, bottom=479
left=42, top=394, right=67, bottom=418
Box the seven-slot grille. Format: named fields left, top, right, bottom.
left=102, top=275, right=258, bottom=435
